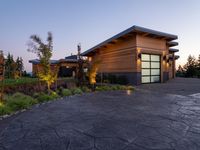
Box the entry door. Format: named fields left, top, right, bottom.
left=141, top=54, right=160, bottom=83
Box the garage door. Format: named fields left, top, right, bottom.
left=141, top=54, right=160, bottom=83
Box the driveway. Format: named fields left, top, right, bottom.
left=0, top=78, right=200, bottom=150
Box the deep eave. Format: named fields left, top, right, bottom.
left=169, top=48, right=179, bottom=53
left=29, top=59, right=59, bottom=65
left=82, top=25, right=178, bottom=56
left=167, top=41, right=178, bottom=47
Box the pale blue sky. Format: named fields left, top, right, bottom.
left=0, top=0, right=200, bottom=71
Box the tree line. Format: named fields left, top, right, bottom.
left=4, top=53, right=24, bottom=79
left=176, top=54, right=200, bottom=78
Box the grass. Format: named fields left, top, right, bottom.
left=6, top=93, right=38, bottom=111
left=1, top=77, right=39, bottom=87
left=0, top=77, right=75, bottom=87
left=61, top=89, right=72, bottom=96
left=0, top=85, right=134, bottom=117
left=96, top=85, right=134, bottom=91
left=34, top=92, right=60, bottom=103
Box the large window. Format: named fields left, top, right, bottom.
left=141, top=54, right=160, bottom=83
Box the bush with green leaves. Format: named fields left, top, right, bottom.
left=96, top=85, right=134, bottom=91
left=6, top=93, right=38, bottom=111
left=71, top=88, right=83, bottom=95
left=0, top=104, right=11, bottom=116
left=35, top=92, right=60, bottom=103
left=81, top=86, right=91, bottom=93
left=61, top=89, right=72, bottom=96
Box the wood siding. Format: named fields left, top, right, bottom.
left=87, top=33, right=177, bottom=84
left=91, top=35, right=137, bottom=73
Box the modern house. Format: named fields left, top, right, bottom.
left=29, top=55, right=79, bottom=77
left=82, top=25, right=179, bottom=85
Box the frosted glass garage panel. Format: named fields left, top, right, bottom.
left=151, top=55, right=160, bottom=61
left=142, top=69, right=150, bottom=75
left=141, top=54, right=150, bottom=61
left=142, top=62, right=150, bottom=68
left=151, top=76, right=160, bottom=82
left=151, top=62, right=160, bottom=68
left=151, top=69, right=160, bottom=75
left=142, top=76, right=150, bottom=83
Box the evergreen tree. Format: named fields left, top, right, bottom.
left=16, top=57, right=24, bottom=77
left=5, top=53, right=15, bottom=78
left=183, top=55, right=198, bottom=77
left=197, top=54, right=200, bottom=77
left=176, top=65, right=185, bottom=77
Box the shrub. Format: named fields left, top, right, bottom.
left=71, top=88, right=83, bottom=95
left=81, top=86, right=91, bottom=93
left=96, top=86, right=112, bottom=91
left=96, top=85, right=134, bottom=91
left=61, top=89, right=72, bottom=96
left=6, top=93, right=38, bottom=111
left=35, top=92, right=59, bottom=103
left=126, top=86, right=134, bottom=91
left=0, top=105, right=11, bottom=116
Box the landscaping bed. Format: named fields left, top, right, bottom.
left=1, top=77, right=76, bottom=95
left=0, top=85, right=134, bottom=118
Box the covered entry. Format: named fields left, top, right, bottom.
left=141, top=54, right=161, bottom=83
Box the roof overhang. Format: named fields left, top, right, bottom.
left=169, top=55, right=180, bottom=60
left=59, top=59, right=78, bottom=63
left=175, top=55, right=180, bottom=60
left=82, top=25, right=178, bottom=56
left=167, top=41, right=178, bottom=47
left=169, top=48, right=179, bottom=53
left=29, top=59, right=59, bottom=65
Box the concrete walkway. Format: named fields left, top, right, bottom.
left=0, top=78, right=200, bottom=150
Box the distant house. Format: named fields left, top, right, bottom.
left=82, top=25, right=179, bottom=85
left=29, top=55, right=79, bottom=77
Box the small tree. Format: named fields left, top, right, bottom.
left=87, top=60, right=100, bottom=91
left=28, top=32, right=58, bottom=94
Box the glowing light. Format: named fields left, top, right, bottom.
left=126, top=90, right=132, bottom=95
left=88, top=57, right=92, bottom=62
left=0, top=102, right=4, bottom=107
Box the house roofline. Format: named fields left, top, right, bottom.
left=82, top=25, right=178, bottom=56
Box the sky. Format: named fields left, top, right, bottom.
left=0, top=0, right=200, bottom=72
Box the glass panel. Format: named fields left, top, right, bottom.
left=151, top=76, right=160, bottom=83
left=151, top=55, right=160, bottom=61
left=142, top=69, right=150, bottom=76
left=151, top=62, right=160, bottom=68
left=141, top=54, right=150, bottom=61
left=142, top=62, right=150, bottom=68
left=142, top=76, right=150, bottom=83
left=151, top=69, right=160, bottom=75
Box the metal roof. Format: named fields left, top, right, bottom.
left=82, top=25, right=178, bottom=56
left=65, top=55, right=78, bottom=60
left=29, top=55, right=79, bottom=64
left=29, top=59, right=59, bottom=64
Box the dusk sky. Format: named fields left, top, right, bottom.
left=0, top=0, right=200, bottom=72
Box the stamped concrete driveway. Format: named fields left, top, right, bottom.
left=0, top=78, right=200, bottom=150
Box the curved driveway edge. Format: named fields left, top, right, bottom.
left=0, top=78, right=200, bottom=150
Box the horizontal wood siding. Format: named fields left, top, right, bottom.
left=91, top=36, right=136, bottom=73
